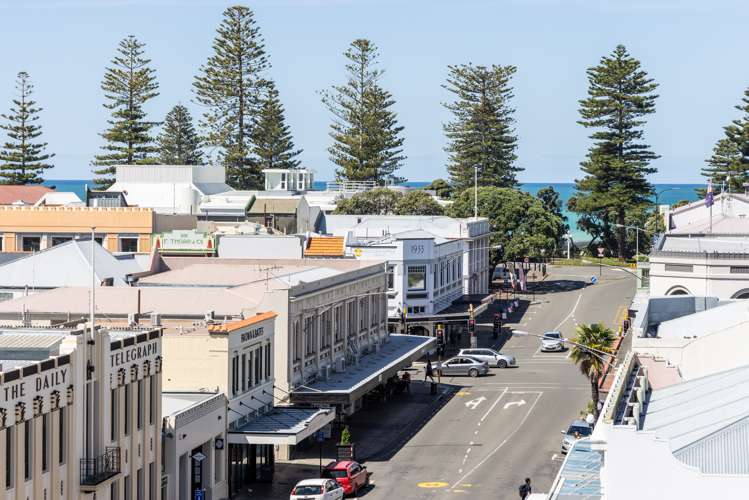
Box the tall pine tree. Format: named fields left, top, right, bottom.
left=92, top=35, right=159, bottom=188
left=443, top=64, right=519, bottom=190
left=701, top=87, right=749, bottom=193
left=157, top=104, right=203, bottom=165
left=193, top=5, right=269, bottom=190
left=251, top=82, right=302, bottom=170
left=569, top=45, right=659, bottom=259
left=321, top=39, right=405, bottom=184
left=0, top=71, right=54, bottom=184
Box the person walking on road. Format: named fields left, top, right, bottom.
left=519, top=478, right=532, bottom=499
left=424, top=358, right=435, bottom=383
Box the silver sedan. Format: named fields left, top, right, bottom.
left=458, top=348, right=517, bottom=368
left=435, top=356, right=490, bottom=377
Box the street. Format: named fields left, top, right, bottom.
left=262, top=265, right=634, bottom=500
left=362, top=265, right=633, bottom=499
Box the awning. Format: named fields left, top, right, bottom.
left=290, top=334, right=436, bottom=406
left=228, top=406, right=335, bottom=446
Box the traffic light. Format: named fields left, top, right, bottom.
left=468, top=318, right=476, bottom=336
left=493, top=313, right=500, bottom=339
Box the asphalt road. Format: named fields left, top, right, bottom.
left=361, top=265, right=634, bottom=500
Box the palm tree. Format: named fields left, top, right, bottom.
left=569, top=322, right=615, bottom=421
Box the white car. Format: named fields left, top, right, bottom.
left=290, top=478, right=344, bottom=500
left=540, top=331, right=564, bottom=352
left=458, top=348, right=517, bottom=368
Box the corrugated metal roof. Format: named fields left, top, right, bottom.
left=231, top=407, right=331, bottom=435
left=675, top=415, right=749, bottom=474
left=0, top=332, right=66, bottom=349
left=643, top=364, right=749, bottom=453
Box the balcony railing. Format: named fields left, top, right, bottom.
left=80, top=447, right=121, bottom=486
left=325, top=180, right=377, bottom=193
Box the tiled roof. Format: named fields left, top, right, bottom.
left=0, top=185, right=52, bottom=205
left=207, top=311, right=277, bottom=333
left=304, top=236, right=345, bottom=257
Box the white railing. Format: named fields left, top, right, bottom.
left=326, top=180, right=378, bottom=193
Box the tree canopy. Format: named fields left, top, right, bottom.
left=568, top=45, right=658, bottom=258
left=321, top=39, right=405, bottom=184
left=569, top=322, right=615, bottom=421
left=0, top=71, right=54, bottom=184
left=701, top=87, right=749, bottom=193
left=92, top=35, right=159, bottom=188
left=157, top=104, right=203, bottom=165
left=333, top=188, right=443, bottom=216
left=447, top=186, right=565, bottom=263
left=424, top=178, right=453, bottom=199
left=443, top=63, right=519, bottom=190
left=252, top=81, right=302, bottom=170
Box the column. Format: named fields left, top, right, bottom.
left=14, top=420, right=24, bottom=500
left=315, top=312, right=322, bottom=370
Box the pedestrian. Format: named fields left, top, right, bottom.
left=519, top=478, right=531, bottom=499
left=424, top=358, right=435, bottom=383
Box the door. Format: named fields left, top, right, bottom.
left=191, top=446, right=203, bottom=498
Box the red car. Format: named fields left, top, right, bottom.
left=322, top=460, right=370, bottom=496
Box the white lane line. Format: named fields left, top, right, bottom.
left=479, top=387, right=508, bottom=423
left=553, top=291, right=584, bottom=331
left=449, top=392, right=543, bottom=489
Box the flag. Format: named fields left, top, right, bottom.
left=705, top=179, right=714, bottom=208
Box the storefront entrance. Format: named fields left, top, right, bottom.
left=229, top=443, right=275, bottom=496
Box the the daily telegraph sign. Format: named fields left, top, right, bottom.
left=108, top=339, right=161, bottom=388
left=1, top=365, right=70, bottom=419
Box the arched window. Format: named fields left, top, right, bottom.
left=666, top=285, right=691, bottom=296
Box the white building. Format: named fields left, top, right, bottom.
left=0, top=324, right=163, bottom=500
left=649, top=192, right=749, bottom=299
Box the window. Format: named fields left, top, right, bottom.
left=51, top=236, right=72, bottom=246
left=407, top=265, right=427, bottom=291
left=42, top=414, right=49, bottom=472
left=149, top=462, right=156, bottom=500
left=730, top=266, right=749, bottom=274
left=6, top=428, right=13, bottom=489
left=124, top=474, right=131, bottom=500
left=265, top=344, right=271, bottom=379
left=22, top=236, right=41, bottom=252
left=387, top=265, right=395, bottom=290
left=334, top=306, right=344, bottom=343
left=293, top=320, right=302, bottom=362
left=304, top=317, right=314, bottom=356
left=111, top=388, right=118, bottom=440
left=111, top=480, right=119, bottom=500
left=254, top=349, right=261, bottom=386
left=124, top=384, right=131, bottom=435
left=137, top=467, right=143, bottom=500
left=149, top=376, right=155, bottom=425
left=664, top=263, right=694, bottom=273
left=59, top=407, right=66, bottom=464
left=247, top=353, right=253, bottom=388
left=241, top=353, right=247, bottom=391
left=119, top=237, right=139, bottom=253
left=137, top=379, right=144, bottom=430
left=231, top=355, right=238, bottom=395
left=24, top=419, right=32, bottom=480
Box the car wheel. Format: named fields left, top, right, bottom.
left=497, top=359, right=508, bottom=369
left=469, top=368, right=479, bottom=378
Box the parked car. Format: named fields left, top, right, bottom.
left=458, top=348, right=517, bottom=368
left=560, top=420, right=592, bottom=453
left=291, top=478, right=344, bottom=500
left=322, top=460, right=370, bottom=496
left=540, top=331, right=565, bottom=352
left=435, top=356, right=490, bottom=377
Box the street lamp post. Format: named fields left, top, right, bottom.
left=653, top=187, right=680, bottom=232
left=612, top=223, right=652, bottom=261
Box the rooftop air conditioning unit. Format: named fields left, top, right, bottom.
left=150, top=313, right=161, bottom=327
left=320, top=365, right=331, bottom=381
left=335, top=358, right=345, bottom=373
left=205, top=311, right=215, bottom=322
left=127, top=313, right=137, bottom=326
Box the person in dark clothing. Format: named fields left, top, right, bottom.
left=519, top=478, right=532, bottom=499
left=424, top=358, right=435, bottom=382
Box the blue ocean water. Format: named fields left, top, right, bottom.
left=45, top=179, right=702, bottom=243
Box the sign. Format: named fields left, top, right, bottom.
left=1, top=366, right=70, bottom=418
left=240, top=326, right=264, bottom=344
left=214, top=438, right=225, bottom=450
left=195, top=489, right=205, bottom=500
left=110, top=340, right=159, bottom=369
left=154, top=230, right=215, bottom=254
left=315, top=430, right=326, bottom=443
left=353, top=248, right=362, bottom=257
left=597, top=246, right=605, bottom=258
left=591, top=276, right=598, bottom=284
left=192, top=451, right=207, bottom=462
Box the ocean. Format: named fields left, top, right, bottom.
left=44, top=179, right=702, bottom=243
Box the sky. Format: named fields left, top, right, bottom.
left=0, top=0, right=748, bottom=183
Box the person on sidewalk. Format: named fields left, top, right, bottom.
left=519, top=478, right=532, bottom=499
left=424, top=358, right=435, bottom=383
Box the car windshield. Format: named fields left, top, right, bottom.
left=322, top=469, right=348, bottom=479
left=544, top=332, right=561, bottom=339
left=294, top=485, right=323, bottom=495
left=567, top=425, right=591, bottom=436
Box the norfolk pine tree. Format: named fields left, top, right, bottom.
left=92, top=35, right=160, bottom=188
left=321, top=39, right=405, bottom=185
left=252, top=82, right=302, bottom=170
left=157, top=104, right=203, bottom=165
left=701, top=87, right=749, bottom=193
left=443, top=64, right=520, bottom=190
left=569, top=45, right=659, bottom=259
left=194, top=5, right=269, bottom=190
left=0, top=71, right=54, bottom=184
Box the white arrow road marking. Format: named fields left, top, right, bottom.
left=465, top=396, right=487, bottom=410
left=503, top=400, right=526, bottom=410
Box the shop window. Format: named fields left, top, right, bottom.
left=407, top=265, right=427, bottom=291
left=119, top=237, right=139, bottom=253
left=51, top=236, right=73, bottom=246
left=22, top=236, right=41, bottom=252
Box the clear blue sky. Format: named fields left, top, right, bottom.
left=1, top=0, right=747, bottom=183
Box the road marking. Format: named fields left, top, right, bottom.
left=417, top=481, right=449, bottom=488
left=479, top=388, right=508, bottom=423
left=503, top=399, right=526, bottom=410
left=553, top=291, right=583, bottom=331
left=465, top=396, right=487, bottom=410
left=449, top=392, right=543, bottom=489
left=456, top=391, right=471, bottom=397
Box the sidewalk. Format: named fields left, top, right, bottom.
left=240, top=373, right=457, bottom=499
